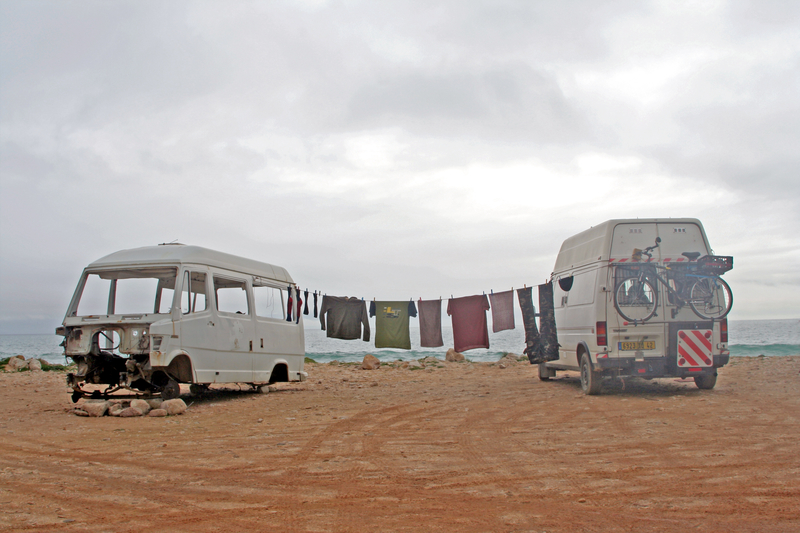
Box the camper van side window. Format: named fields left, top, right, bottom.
left=558, top=277, right=574, bottom=292
left=182, top=271, right=208, bottom=314
left=253, top=284, right=285, bottom=320
left=214, top=276, right=249, bottom=315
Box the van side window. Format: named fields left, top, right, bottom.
left=558, top=277, right=574, bottom=292
left=253, top=281, right=285, bottom=319
left=214, top=276, right=249, bottom=315
left=181, top=271, right=207, bottom=314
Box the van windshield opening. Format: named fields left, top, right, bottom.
left=74, top=268, right=178, bottom=316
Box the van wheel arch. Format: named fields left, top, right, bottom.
left=576, top=343, right=592, bottom=365
left=166, top=354, right=195, bottom=383
left=269, top=363, right=289, bottom=384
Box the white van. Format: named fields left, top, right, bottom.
left=540, top=219, right=732, bottom=394
left=57, top=244, right=306, bottom=402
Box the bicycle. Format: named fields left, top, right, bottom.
left=613, top=237, right=733, bottom=323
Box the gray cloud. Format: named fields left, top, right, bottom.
left=1, top=0, right=799, bottom=332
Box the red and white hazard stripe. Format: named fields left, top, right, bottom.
left=677, top=329, right=713, bottom=368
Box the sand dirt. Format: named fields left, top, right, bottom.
left=1, top=355, right=799, bottom=532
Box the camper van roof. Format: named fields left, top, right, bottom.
left=86, top=244, right=294, bottom=283
left=552, top=218, right=707, bottom=274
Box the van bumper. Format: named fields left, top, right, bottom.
left=596, top=354, right=728, bottom=377
left=595, top=357, right=667, bottom=377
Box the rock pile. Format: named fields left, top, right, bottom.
left=72, top=398, right=186, bottom=417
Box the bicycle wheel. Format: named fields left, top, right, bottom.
left=614, top=276, right=658, bottom=323
left=689, top=277, right=732, bottom=320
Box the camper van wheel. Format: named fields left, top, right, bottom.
left=538, top=363, right=556, bottom=381
left=189, top=384, right=208, bottom=396
left=580, top=354, right=602, bottom=395
left=161, top=379, right=181, bottom=400
left=694, top=373, right=717, bottom=390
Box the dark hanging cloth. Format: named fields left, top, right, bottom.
left=286, top=285, right=293, bottom=322
left=295, top=292, right=303, bottom=324
left=313, top=291, right=318, bottom=318
left=319, top=296, right=370, bottom=341
left=447, top=294, right=490, bottom=353
left=488, top=289, right=515, bottom=333
left=418, top=299, right=444, bottom=348
left=303, top=289, right=309, bottom=315
left=517, top=286, right=541, bottom=363
left=537, top=282, right=560, bottom=362
left=369, top=300, right=417, bottom=350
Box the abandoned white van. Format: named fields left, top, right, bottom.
left=57, top=244, right=306, bottom=402
left=540, top=218, right=733, bottom=394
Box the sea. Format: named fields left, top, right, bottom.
left=2, top=318, right=798, bottom=365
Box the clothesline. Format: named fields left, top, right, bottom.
left=288, top=283, right=560, bottom=363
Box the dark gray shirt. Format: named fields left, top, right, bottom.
left=319, top=296, right=370, bottom=341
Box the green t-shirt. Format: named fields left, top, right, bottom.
left=370, top=301, right=418, bottom=350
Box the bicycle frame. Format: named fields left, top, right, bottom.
left=616, top=262, right=716, bottom=319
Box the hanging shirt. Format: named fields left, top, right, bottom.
left=319, top=296, right=370, bottom=341
left=447, top=294, right=490, bottom=353
left=516, top=286, right=541, bottom=362
left=418, top=299, right=444, bottom=348
left=369, top=301, right=417, bottom=350
left=488, top=290, right=515, bottom=333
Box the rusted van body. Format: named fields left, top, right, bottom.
left=57, top=244, right=306, bottom=401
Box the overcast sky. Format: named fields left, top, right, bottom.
left=1, top=0, right=798, bottom=334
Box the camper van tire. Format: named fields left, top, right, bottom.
left=694, top=372, right=717, bottom=390
left=580, top=354, right=602, bottom=395
left=161, top=379, right=181, bottom=400
left=538, top=363, right=556, bottom=381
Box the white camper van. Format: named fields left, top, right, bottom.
left=57, top=244, right=306, bottom=402
left=540, top=219, right=732, bottom=394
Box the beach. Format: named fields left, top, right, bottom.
left=1, top=355, right=798, bottom=532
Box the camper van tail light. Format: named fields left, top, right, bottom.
left=151, top=336, right=163, bottom=351
left=720, top=319, right=728, bottom=343
left=596, top=322, right=607, bottom=346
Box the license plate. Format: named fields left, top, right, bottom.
left=618, top=341, right=655, bottom=351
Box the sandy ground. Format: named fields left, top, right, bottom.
left=1, top=355, right=799, bottom=533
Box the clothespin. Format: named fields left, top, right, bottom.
left=491, top=289, right=493, bottom=295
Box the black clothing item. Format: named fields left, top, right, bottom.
left=303, top=289, right=309, bottom=315
left=516, top=287, right=541, bottom=363
left=537, top=282, right=560, bottom=362
left=286, top=285, right=293, bottom=322
left=313, top=291, right=318, bottom=318
left=319, top=296, right=370, bottom=341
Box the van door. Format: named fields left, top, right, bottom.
left=555, top=268, right=599, bottom=367
left=178, top=269, right=216, bottom=382
left=209, top=273, right=255, bottom=383
left=252, top=281, right=286, bottom=380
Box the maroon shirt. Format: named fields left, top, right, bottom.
left=447, top=294, right=490, bottom=352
